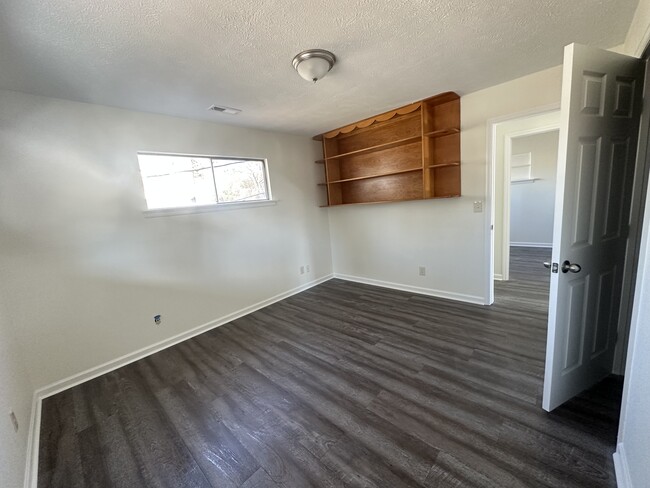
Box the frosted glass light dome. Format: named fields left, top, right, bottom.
left=292, top=49, right=336, bottom=83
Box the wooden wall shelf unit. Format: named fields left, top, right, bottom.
left=314, top=92, right=461, bottom=207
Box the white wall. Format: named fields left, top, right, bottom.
left=510, top=131, right=559, bottom=246
left=0, top=283, right=34, bottom=488
left=328, top=66, right=562, bottom=303
left=0, top=89, right=333, bottom=390
left=624, top=0, right=650, bottom=57
left=615, top=175, right=650, bottom=487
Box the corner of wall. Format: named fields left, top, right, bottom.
left=613, top=443, right=633, bottom=488
left=623, top=0, right=650, bottom=57
left=22, top=392, right=41, bottom=488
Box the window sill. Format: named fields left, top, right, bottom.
left=143, top=200, right=278, bottom=218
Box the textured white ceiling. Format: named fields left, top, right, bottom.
left=0, top=0, right=638, bottom=135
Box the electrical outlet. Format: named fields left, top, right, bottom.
left=300, top=266, right=305, bottom=275
left=419, top=266, right=426, bottom=276
left=473, top=200, right=483, bottom=213
left=9, top=411, right=18, bottom=433
left=306, top=265, right=310, bottom=273
left=154, top=314, right=162, bottom=325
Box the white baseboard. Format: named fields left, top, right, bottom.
left=510, top=241, right=552, bottom=248
left=23, top=273, right=334, bottom=488
left=334, top=273, right=486, bottom=305
left=613, top=443, right=633, bottom=488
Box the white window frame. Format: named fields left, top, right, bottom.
left=137, top=151, right=276, bottom=217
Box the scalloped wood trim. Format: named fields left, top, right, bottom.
left=322, top=102, right=421, bottom=139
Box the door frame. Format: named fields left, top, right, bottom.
left=485, top=104, right=560, bottom=303
left=613, top=56, right=650, bottom=374
left=501, top=123, right=560, bottom=281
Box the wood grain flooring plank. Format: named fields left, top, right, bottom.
left=416, top=363, right=616, bottom=458
left=109, top=366, right=212, bottom=488
left=220, top=404, right=339, bottom=488
left=423, top=451, right=504, bottom=488
left=240, top=467, right=282, bottom=488
left=349, top=358, right=504, bottom=442
left=222, top=363, right=346, bottom=459
left=208, top=366, right=344, bottom=488
left=92, top=413, right=149, bottom=488
left=268, top=363, right=441, bottom=485
left=37, top=247, right=622, bottom=487
left=495, top=421, right=615, bottom=487
left=76, top=425, right=111, bottom=488
left=155, top=379, right=260, bottom=488
left=38, top=390, right=86, bottom=488
left=366, top=389, right=533, bottom=488
left=319, top=435, right=423, bottom=488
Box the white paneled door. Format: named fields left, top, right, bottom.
left=543, top=44, right=644, bottom=411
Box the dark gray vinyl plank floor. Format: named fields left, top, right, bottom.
left=38, top=247, right=623, bottom=487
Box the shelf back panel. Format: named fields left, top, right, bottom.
left=340, top=171, right=423, bottom=204
left=425, top=98, right=460, bottom=133
left=329, top=113, right=421, bottom=156
left=430, top=133, right=460, bottom=165
left=336, top=141, right=422, bottom=180
left=431, top=164, right=461, bottom=198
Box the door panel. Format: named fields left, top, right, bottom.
left=564, top=277, right=588, bottom=372
left=592, top=267, right=616, bottom=357
left=573, top=137, right=600, bottom=246
left=542, top=44, right=644, bottom=411
left=602, top=139, right=630, bottom=240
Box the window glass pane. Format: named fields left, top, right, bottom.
left=137, top=153, right=270, bottom=210
left=138, top=154, right=212, bottom=177
left=213, top=159, right=268, bottom=203
left=138, top=154, right=216, bottom=209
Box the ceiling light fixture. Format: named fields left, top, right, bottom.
left=292, top=49, right=336, bottom=83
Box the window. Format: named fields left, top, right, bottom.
left=137, top=152, right=271, bottom=211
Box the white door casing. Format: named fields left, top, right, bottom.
left=543, top=44, right=644, bottom=411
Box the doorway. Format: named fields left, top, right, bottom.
left=486, top=108, right=560, bottom=300
left=487, top=47, right=650, bottom=414
left=507, top=130, right=559, bottom=290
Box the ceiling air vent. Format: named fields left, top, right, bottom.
left=208, top=104, right=241, bottom=115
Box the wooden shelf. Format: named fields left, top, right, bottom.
left=428, top=162, right=460, bottom=169
left=326, top=194, right=458, bottom=207
left=328, top=167, right=422, bottom=184
left=326, top=136, right=421, bottom=160
left=424, top=128, right=460, bottom=138
left=314, top=91, right=461, bottom=206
